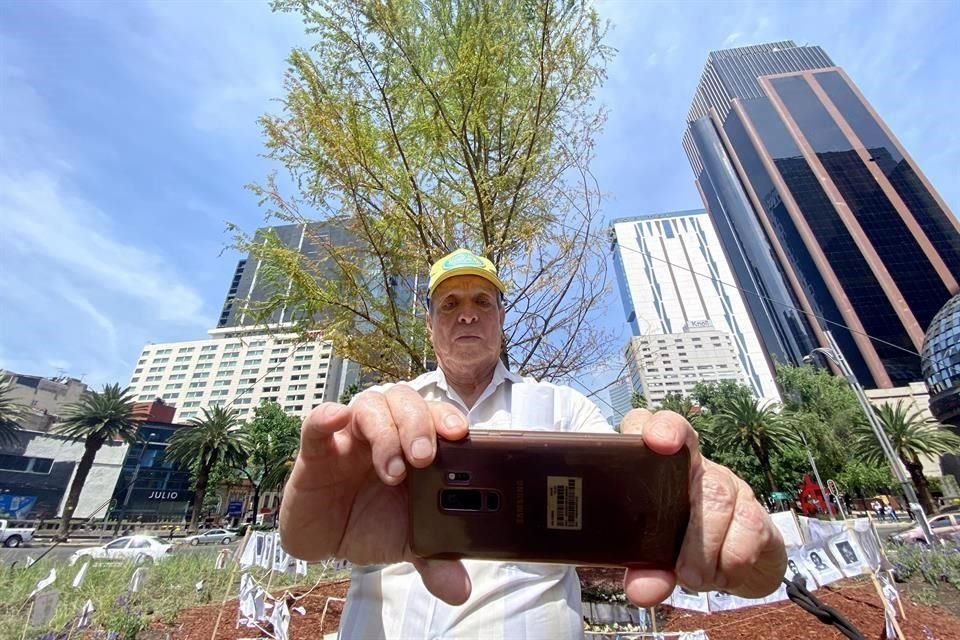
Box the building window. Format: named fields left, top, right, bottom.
left=195, top=363, right=213, bottom=370
left=220, top=360, right=237, bottom=368
left=181, top=411, right=198, bottom=419
left=216, top=370, right=234, bottom=378
left=179, top=347, right=196, bottom=353
left=269, top=357, right=285, bottom=364
left=0, top=454, right=54, bottom=474
left=214, top=380, right=231, bottom=387
left=130, top=377, right=140, bottom=383
left=186, top=391, right=204, bottom=398
left=294, top=354, right=312, bottom=361
left=210, top=389, right=230, bottom=397
left=154, top=357, right=169, bottom=364
left=145, top=375, right=162, bottom=382
left=198, top=354, right=216, bottom=361
left=148, top=367, right=164, bottom=373
left=235, top=397, right=252, bottom=405
left=244, top=359, right=262, bottom=366
left=263, top=386, right=281, bottom=393
left=138, top=394, right=155, bottom=401
left=157, top=348, right=173, bottom=355
left=183, top=401, right=201, bottom=408
left=247, top=349, right=263, bottom=357
left=169, top=374, right=186, bottom=380
left=286, top=394, right=305, bottom=401
left=292, top=365, right=310, bottom=371
left=288, top=384, right=307, bottom=391
left=201, top=345, right=219, bottom=352
left=175, top=356, right=191, bottom=363
left=189, top=381, right=207, bottom=389
left=265, top=375, right=282, bottom=383
left=142, top=385, right=159, bottom=391
left=165, top=383, right=183, bottom=390
left=134, top=368, right=143, bottom=374
left=223, top=351, right=240, bottom=359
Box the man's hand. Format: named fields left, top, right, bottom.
left=620, top=408, right=787, bottom=606
left=279, top=386, right=473, bottom=604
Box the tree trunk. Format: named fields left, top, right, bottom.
left=188, top=463, right=211, bottom=532
left=903, top=454, right=936, bottom=515
left=250, top=484, right=261, bottom=522
left=56, top=435, right=103, bottom=541
left=752, top=442, right=778, bottom=495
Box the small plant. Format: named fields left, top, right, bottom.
left=891, top=544, right=960, bottom=590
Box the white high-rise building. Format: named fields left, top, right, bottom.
left=606, top=378, right=634, bottom=426
left=127, top=325, right=355, bottom=423
left=611, top=209, right=780, bottom=403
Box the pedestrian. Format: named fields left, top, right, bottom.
left=885, top=504, right=898, bottom=522
left=278, top=249, right=788, bottom=639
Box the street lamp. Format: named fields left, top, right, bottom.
left=804, top=330, right=935, bottom=544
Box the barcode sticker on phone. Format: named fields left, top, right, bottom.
left=547, top=476, right=582, bottom=530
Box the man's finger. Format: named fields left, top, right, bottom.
left=351, top=391, right=406, bottom=485
left=675, top=462, right=737, bottom=590
left=622, top=568, right=676, bottom=608
left=620, top=408, right=653, bottom=435
left=386, top=385, right=441, bottom=469
left=717, top=490, right=787, bottom=597
left=408, top=555, right=472, bottom=605
left=641, top=412, right=702, bottom=463
left=298, top=402, right=352, bottom=460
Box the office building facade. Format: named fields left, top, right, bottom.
left=625, top=327, right=749, bottom=407
left=684, top=41, right=960, bottom=389
left=127, top=326, right=354, bottom=423
left=611, top=210, right=780, bottom=402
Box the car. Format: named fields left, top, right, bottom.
left=0, top=519, right=35, bottom=548
left=892, top=514, right=960, bottom=545
left=181, top=528, right=237, bottom=546
left=69, top=535, right=172, bottom=565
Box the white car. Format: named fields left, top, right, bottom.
left=69, top=535, right=172, bottom=565
left=182, top=528, right=237, bottom=546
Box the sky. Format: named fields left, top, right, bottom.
left=1, top=0, right=958, bottom=404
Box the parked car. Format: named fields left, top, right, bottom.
left=69, top=535, right=172, bottom=565
left=182, top=528, right=237, bottom=546
left=0, top=519, right=35, bottom=548
left=892, top=513, right=960, bottom=545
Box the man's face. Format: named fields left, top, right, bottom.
left=427, top=275, right=505, bottom=380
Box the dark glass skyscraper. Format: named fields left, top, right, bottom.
left=684, top=41, right=960, bottom=389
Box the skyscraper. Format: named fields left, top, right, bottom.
left=217, top=221, right=354, bottom=328
left=611, top=210, right=780, bottom=402
left=684, top=41, right=960, bottom=389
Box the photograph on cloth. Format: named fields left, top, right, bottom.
left=804, top=544, right=844, bottom=586
left=785, top=549, right=819, bottom=591
left=770, top=511, right=805, bottom=549
left=827, top=532, right=868, bottom=578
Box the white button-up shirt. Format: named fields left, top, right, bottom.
left=338, top=362, right=613, bottom=639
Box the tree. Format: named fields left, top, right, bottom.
left=711, top=397, right=799, bottom=494
left=630, top=391, right=647, bottom=410
left=237, top=0, right=615, bottom=383
left=243, top=402, right=302, bottom=518
left=657, top=392, right=700, bottom=425
left=852, top=400, right=960, bottom=515
left=55, top=384, right=146, bottom=540
left=836, top=459, right=894, bottom=498
left=166, top=406, right=250, bottom=531
left=690, top=379, right=754, bottom=415
left=0, top=374, right=25, bottom=448
left=340, top=382, right=364, bottom=405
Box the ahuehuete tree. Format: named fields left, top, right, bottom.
left=852, top=400, right=960, bottom=516
left=235, top=0, right=615, bottom=383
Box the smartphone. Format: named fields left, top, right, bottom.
left=407, top=430, right=690, bottom=569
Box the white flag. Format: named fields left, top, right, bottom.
left=270, top=598, right=291, bottom=640
left=195, top=580, right=203, bottom=592
left=29, top=568, right=57, bottom=599
left=25, top=555, right=35, bottom=567
left=72, top=561, right=90, bottom=589
left=128, top=567, right=147, bottom=593
left=239, top=532, right=259, bottom=568
left=295, top=559, right=308, bottom=576
left=216, top=548, right=231, bottom=570
left=293, top=605, right=306, bottom=616
left=77, top=599, right=95, bottom=629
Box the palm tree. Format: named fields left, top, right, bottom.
left=658, top=392, right=700, bottom=425
left=166, top=405, right=250, bottom=531
left=0, top=374, right=26, bottom=448
left=852, top=400, right=960, bottom=515
left=711, top=396, right=799, bottom=494
left=55, top=384, right=145, bottom=540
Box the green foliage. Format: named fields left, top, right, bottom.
left=340, top=382, right=365, bottom=405
left=690, top=379, right=754, bottom=414
left=0, top=373, right=25, bottom=448
left=166, top=406, right=250, bottom=529
left=853, top=401, right=960, bottom=467
left=836, top=459, right=895, bottom=495
left=56, top=384, right=145, bottom=446
left=657, top=392, right=699, bottom=423
left=240, top=0, right=616, bottom=382
left=629, top=391, right=647, bottom=410
left=893, top=544, right=960, bottom=590
left=0, top=552, right=345, bottom=637
left=711, top=397, right=799, bottom=493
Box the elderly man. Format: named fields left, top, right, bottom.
left=280, top=248, right=786, bottom=638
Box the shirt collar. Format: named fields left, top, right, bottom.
left=410, top=360, right=523, bottom=395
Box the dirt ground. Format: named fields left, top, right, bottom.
left=158, top=571, right=960, bottom=639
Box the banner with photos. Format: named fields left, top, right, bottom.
left=667, top=513, right=890, bottom=615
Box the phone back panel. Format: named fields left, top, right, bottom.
left=408, top=430, right=689, bottom=568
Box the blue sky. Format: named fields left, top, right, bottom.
left=1, top=0, right=958, bottom=401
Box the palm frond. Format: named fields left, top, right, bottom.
left=55, top=383, right=145, bottom=445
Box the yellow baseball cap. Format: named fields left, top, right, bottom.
left=428, top=248, right=506, bottom=296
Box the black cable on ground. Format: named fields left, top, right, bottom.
left=783, top=575, right=865, bottom=640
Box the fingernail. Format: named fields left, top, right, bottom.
left=411, top=437, right=433, bottom=460
left=387, top=456, right=406, bottom=478
left=679, top=566, right=702, bottom=588
left=323, top=404, right=344, bottom=418
left=651, top=419, right=672, bottom=440
left=444, top=414, right=464, bottom=429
